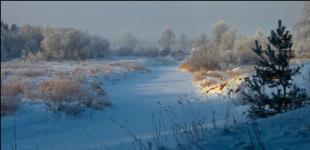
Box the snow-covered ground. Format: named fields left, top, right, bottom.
left=202, top=105, right=310, bottom=150
left=1, top=62, right=246, bottom=150
left=1, top=60, right=309, bottom=150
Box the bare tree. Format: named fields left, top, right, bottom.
left=211, top=20, right=237, bottom=51
left=120, top=32, right=138, bottom=51
left=41, top=27, right=110, bottom=60
left=186, top=35, right=221, bottom=70
left=234, top=28, right=267, bottom=64
left=159, top=26, right=176, bottom=55
left=178, top=34, right=189, bottom=52
left=193, top=33, right=208, bottom=48
left=294, top=1, right=310, bottom=57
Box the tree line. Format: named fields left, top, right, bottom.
left=1, top=2, right=309, bottom=62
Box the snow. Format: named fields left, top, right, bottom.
left=203, top=106, right=310, bottom=150
left=1, top=60, right=309, bottom=150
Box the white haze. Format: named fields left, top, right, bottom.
left=1, top=1, right=302, bottom=42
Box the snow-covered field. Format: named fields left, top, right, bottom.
left=1, top=59, right=309, bottom=150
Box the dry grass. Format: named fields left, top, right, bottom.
left=72, top=66, right=98, bottom=76
left=1, top=79, right=24, bottom=97
left=39, top=77, right=110, bottom=115
left=206, top=70, right=228, bottom=80
left=1, top=62, right=28, bottom=70
left=1, top=79, right=24, bottom=116
left=186, top=65, right=253, bottom=95
left=1, top=60, right=145, bottom=116
left=109, top=61, right=146, bottom=72
left=20, top=68, right=46, bottom=77
left=192, top=70, right=207, bottom=82
left=179, top=63, right=194, bottom=72
left=39, top=78, right=83, bottom=102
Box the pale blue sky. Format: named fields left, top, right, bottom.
left=1, top=1, right=303, bottom=41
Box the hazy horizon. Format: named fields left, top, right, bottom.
left=1, top=1, right=303, bottom=42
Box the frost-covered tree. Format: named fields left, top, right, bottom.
left=220, top=28, right=237, bottom=51
left=234, top=28, right=268, bottom=64
left=134, top=44, right=159, bottom=57
left=115, top=32, right=139, bottom=56
left=294, top=1, right=310, bottom=57
left=159, top=26, right=176, bottom=56
left=20, top=25, right=44, bottom=54
left=88, top=35, right=110, bottom=59
left=178, top=34, right=189, bottom=53
left=211, top=20, right=237, bottom=51
left=1, top=22, right=110, bottom=61
left=193, top=33, right=208, bottom=48
left=10, top=24, right=18, bottom=33
left=120, top=32, right=138, bottom=50
left=41, top=27, right=66, bottom=60
left=41, top=27, right=110, bottom=60
left=1, top=23, right=24, bottom=61
left=186, top=35, right=221, bottom=70
left=243, top=20, right=308, bottom=118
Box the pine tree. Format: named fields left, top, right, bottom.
left=243, top=20, right=308, bottom=118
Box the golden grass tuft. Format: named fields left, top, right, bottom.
left=1, top=79, right=24, bottom=116
left=39, top=78, right=83, bottom=102
left=40, top=78, right=82, bottom=102
left=1, top=79, right=24, bottom=96
left=179, top=63, right=194, bottom=72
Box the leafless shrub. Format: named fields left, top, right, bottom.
left=186, top=39, right=221, bottom=71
